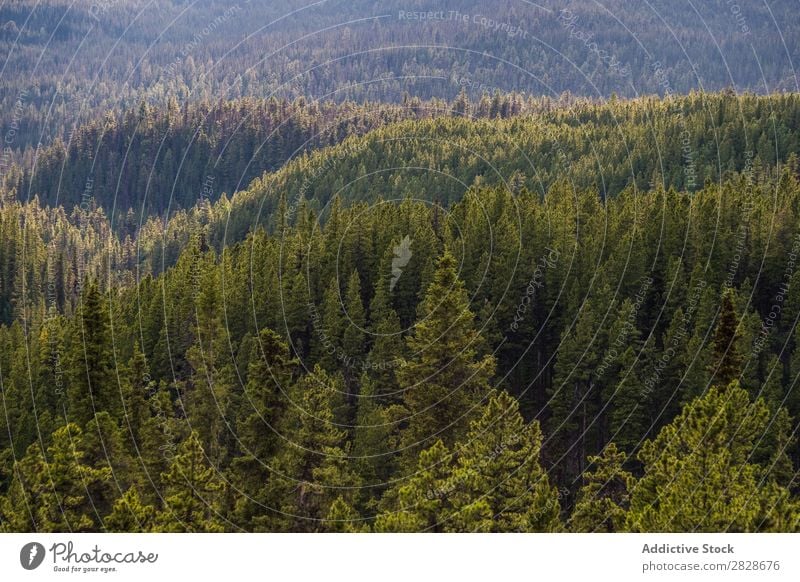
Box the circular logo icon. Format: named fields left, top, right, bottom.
left=20, top=542, right=45, bottom=570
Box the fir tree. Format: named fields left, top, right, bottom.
left=627, top=382, right=793, bottom=532
left=104, top=488, right=156, bottom=532
left=121, top=342, right=152, bottom=449
left=324, top=496, right=368, bottom=532
left=398, top=250, right=495, bottom=454
left=709, top=288, right=743, bottom=387
left=446, top=391, right=561, bottom=532
left=366, top=253, right=406, bottom=400
left=136, top=381, right=178, bottom=498
left=155, top=432, right=225, bottom=532
left=548, top=293, right=607, bottom=482
left=3, top=424, right=111, bottom=532
left=341, top=270, right=367, bottom=391
left=66, top=281, right=118, bottom=425
left=83, top=411, right=136, bottom=514
left=373, top=440, right=454, bottom=532
left=569, top=443, right=634, bottom=532
left=351, top=375, right=395, bottom=494
left=184, top=257, right=236, bottom=463
left=263, top=366, right=360, bottom=531
left=314, top=277, right=344, bottom=371
left=231, top=328, right=297, bottom=528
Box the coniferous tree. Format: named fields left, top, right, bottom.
left=548, top=292, right=607, bottom=482
left=352, top=375, right=395, bottom=494
left=398, top=250, right=495, bottom=455
left=83, top=411, right=136, bottom=514
left=136, top=381, right=179, bottom=498
left=627, top=381, right=794, bottom=532
left=603, top=299, right=649, bottom=452
left=366, top=254, right=406, bottom=400
left=121, top=342, right=152, bottom=449
left=446, top=391, right=561, bottom=532
left=709, top=289, right=743, bottom=388
left=342, top=270, right=367, bottom=391
left=314, top=277, right=344, bottom=372
left=184, top=258, right=236, bottom=463
left=607, top=345, right=650, bottom=454
left=377, top=392, right=561, bottom=532
left=104, top=488, right=157, bottom=532
left=155, top=432, right=225, bottom=532
left=3, top=424, right=111, bottom=532
left=231, top=328, right=297, bottom=528
left=324, top=496, right=368, bottom=532
left=373, top=440, right=453, bottom=532
left=751, top=359, right=795, bottom=488
left=66, top=281, right=117, bottom=425
left=263, top=366, right=360, bottom=531
left=569, top=443, right=634, bottom=532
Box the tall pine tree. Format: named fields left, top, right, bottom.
left=398, top=250, right=495, bottom=456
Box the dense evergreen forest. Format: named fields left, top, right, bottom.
left=2, top=0, right=800, bottom=534
left=2, top=0, right=798, bottom=151
left=4, top=95, right=476, bottom=216
left=12, top=89, right=800, bottom=221
left=2, top=96, right=800, bottom=529
left=3, top=92, right=800, bottom=325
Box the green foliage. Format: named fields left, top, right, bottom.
left=104, top=488, right=157, bottom=533
left=398, top=250, right=496, bottom=454
left=2, top=92, right=800, bottom=532
left=352, top=375, right=395, bottom=493
left=569, top=444, right=634, bottom=532
left=231, top=329, right=297, bottom=529
left=66, top=282, right=118, bottom=425
left=709, top=289, right=743, bottom=387
left=627, top=382, right=795, bottom=532
left=262, top=366, right=360, bottom=532
left=446, top=391, right=561, bottom=532
left=155, top=432, right=225, bottom=533
left=376, top=392, right=561, bottom=532
left=2, top=0, right=798, bottom=160
left=373, top=440, right=454, bottom=533
left=2, top=424, right=111, bottom=532
left=324, top=496, right=369, bottom=533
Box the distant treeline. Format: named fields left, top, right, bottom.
left=2, top=0, right=798, bottom=149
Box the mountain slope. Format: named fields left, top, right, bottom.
left=2, top=0, right=798, bottom=150
left=216, top=92, right=800, bottom=245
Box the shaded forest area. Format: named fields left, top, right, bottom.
left=3, top=93, right=534, bottom=218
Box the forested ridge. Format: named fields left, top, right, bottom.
left=2, top=0, right=798, bottom=151
left=2, top=157, right=800, bottom=530
left=3, top=95, right=463, bottom=217
left=2, top=91, right=800, bottom=328
left=15, top=89, right=800, bottom=224
left=226, top=91, right=800, bottom=231
left=3, top=0, right=800, bottom=543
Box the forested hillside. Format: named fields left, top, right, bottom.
left=3, top=95, right=481, bottom=217
left=2, top=0, right=797, bottom=150
left=2, top=0, right=800, bottom=532
left=2, top=92, right=800, bottom=323
left=2, top=164, right=800, bottom=531
left=0, top=0, right=800, bottom=532
left=223, top=92, right=800, bottom=239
